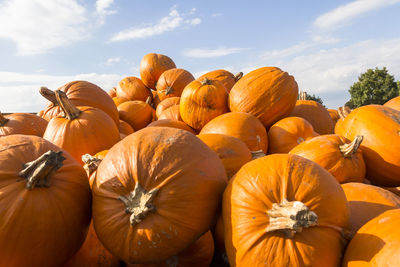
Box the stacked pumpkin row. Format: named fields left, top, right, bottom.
left=0, top=52, right=400, bottom=267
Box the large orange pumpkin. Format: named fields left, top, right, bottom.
left=156, top=97, right=180, bottom=118
left=0, top=135, right=91, bottom=267
left=156, top=68, right=194, bottom=101
left=229, top=67, right=298, bottom=128
left=223, top=154, right=349, bottom=266
left=92, top=127, right=227, bottom=263
left=180, top=78, right=228, bottom=131
left=117, top=100, right=154, bottom=131
left=0, top=112, right=48, bottom=137
left=198, top=69, right=243, bottom=92
left=335, top=105, right=400, bottom=186
left=147, top=119, right=196, bottom=134
left=384, top=96, right=400, bottom=111
left=117, top=76, right=151, bottom=102
left=140, top=53, right=176, bottom=89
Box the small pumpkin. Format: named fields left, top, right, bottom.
left=156, top=97, right=180, bottom=118
left=198, top=69, right=243, bottom=92
left=147, top=119, right=196, bottom=134
left=117, top=100, right=154, bottom=131
left=117, top=76, right=151, bottom=102
left=0, top=111, right=48, bottom=137
left=118, top=120, right=135, bottom=136
left=112, top=96, right=128, bottom=107
left=156, top=68, right=194, bottom=101
left=158, top=105, right=182, bottom=122
left=140, top=53, right=176, bottom=89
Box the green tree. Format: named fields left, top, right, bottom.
left=305, top=93, right=324, bottom=105
left=347, top=67, right=399, bottom=108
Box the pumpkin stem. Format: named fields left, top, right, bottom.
left=0, top=111, right=9, bottom=126
left=338, top=106, right=351, bottom=119
left=145, top=96, right=153, bottom=105
left=118, top=183, right=159, bottom=226
left=251, top=150, right=266, bottom=159
left=165, top=86, right=174, bottom=95
left=82, top=154, right=102, bottom=176
left=200, top=78, right=212, bottom=86
left=339, top=135, right=363, bottom=157
left=39, top=87, right=58, bottom=106
left=55, top=90, right=82, bottom=120
left=18, top=150, right=65, bottom=190
left=234, top=72, right=243, bottom=82
left=298, top=91, right=307, bottom=100
left=266, top=198, right=318, bottom=238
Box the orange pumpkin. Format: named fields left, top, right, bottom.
left=268, top=116, right=318, bottom=154
left=118, top=120, right=135, bottom=135
left=117, top=76, right=151, bottom=102
left=0, top=135, right=91, bottom=267
left=117, top=100, right=154, bottom=131
left=156, top=97, right=180, bottom=118
left=112, top=96, right=128, bottom=107
left=108, top=87, right=117, bottom=98
left=92, top=127, right=227, bottom=263
left=150, top=90, right=161, bottom=108
left=140, top=53, right=176, bottom=89
left=229, top=67, right=298, bottom=128
left=82, top=150, right=109, bottom=188
left=147, top=119, right=196, bottom=134
left=156, top=68, right=194, bottom=101
left=198, top=69, right=243, bottom=92
left=335, top=105, right=400, bottom=186
left=0, top=112, right=48, bottom=137
left=384, top=96, right=400, bottom=111
left=289, top=134, right=366, bottom=183
left=180, top=78, right=228, bottom=131
left=328, top=109, right=340, bottom=124
left=158, top=105, right=182, bottom=121
left=223, top=154, right=349, bottom=266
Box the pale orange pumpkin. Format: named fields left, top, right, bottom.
left=156, top=68, right=194, bottom=101
left=147, top=119, right=196, bottom=134
left=140, top=53, right=176, bottom=89
left=117, top=76, right=151, bottom=102
left=156, top=97, right=180, bottom=118
left=198, top=69, right=243, bottom=92
left=0, top=112, right=48, bottom=137
left=117, top=100, right=154, bottom=131
left=158, top=105, right=182, bottom=122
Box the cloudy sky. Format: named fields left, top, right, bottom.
left=1, top=0, right=400, bottom=112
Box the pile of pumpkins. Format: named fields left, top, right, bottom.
left=1, top=52, right=400, bottom=267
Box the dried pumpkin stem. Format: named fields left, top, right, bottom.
left=0, top=112, right=9, bottom=126
left=298, top=91, right=307, bottom=100
left=338, top=106, right=351, bottom=119
left=82, top=154, right=102, bottom=176
left=55, top=90, right=82, bottom=120
left=251, top=150, right=266, bottom=159
left=339, top=135, right=363, bottom=157
left=200, top=78, right=212, bottom=86
left=165, top=86, right=174, bottom=95
left=18, top=150, right=65, bottom=190
left=39, top=87, right=58, bottom=105
left=266, top=199, right=318, bottom=238
left=234, top=72, right=243, bottom=82
left=118, top=183, right=159, bottom=226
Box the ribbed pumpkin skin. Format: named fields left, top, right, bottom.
left=343, top=209, right=400, bottom=267
left=147, top=119, right=196, bottom=134
left=0, top=113, right=48, bottom=137
left=341, top=183, right=400, bottom=238
left=92, top=127, right=227, bottom=263
left=156, top=97, right=180, bottom=118
left=158, top=105, right=182, bottom=122
left=117, top=77, right=151, bottom=102
left=180, top=79, right=228, bottom=131
left=290, top=100, right=334, bottom=134
left=127, top=231, right=214, bottom=267
left=0, top=135, right=91, bottom=267
left=289, top=134, right=366, bottom=183
left=200, top=112, right=268, bottom=153
left=328, top=109, right=340, bottom=124
left=268, top=116, right=318, bottom=154
left=156, top=68, right=194, bottom=101
left=335, top=105, right=400, bottom=186
left=223, top=154, right=349, bottom=267
left=118, top=100, right=154, bottom=131
left=229, top=67, right=298, bottom=128
left=198, top=69, right=237, bottom=92
left=42, top=81, right=119, bottom=125
left=197, top=133, right=252, bottom=179
left=384, top=96, right=400, bottom=111
left=140, top=53, right=176, bottom=89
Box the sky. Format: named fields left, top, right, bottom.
left=1, top=0, right=400, bottom=112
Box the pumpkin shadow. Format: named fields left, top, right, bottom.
left=345, top=233, right=385, bottom=262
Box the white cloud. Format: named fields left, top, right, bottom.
left=105, top=57, right=121, bottom=65
left=314, top=0, right=400, bottom=30
left=110, top=7, right=201, bottom=42
left=183, top=47, right=247, bottom=58
left=0, top=0, right=90, bottom=55
left=211, top=13, right=223, bottom=17
left=96, top=0, right=114, bottom=14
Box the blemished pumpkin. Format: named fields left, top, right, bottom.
left=156, top=68, right=195, bottom=101
left=147, top=119, right=196, bottom=134
left=140, top=53, right=176, bottom=89
left=223, top=154, right=349, bottom=267
left=180, top=78, right=228, bottom=131
left=117, top=100, right=154, bottom=131
left=197, top=69, right=243, bottom=92
left=0, top=135, right=91, bottom=267
left=341, top=182, right=400, bottom=237
left=200, top=112, right=268, bottom=157
left=197, top=133, right=252, bottom=179
left=335, top=105, right=400, bottom=186
left=384, top=96, right=400, bottom=111
left=229, top=67, right=298, bottom=128
left=342, top=209, right=400, bottom=267
left=92, top=127, right=227, bottom=263
left=0, top=112, right=48, bottom=137
left=289, top=134, right=366, bottom=183
left=156, top=97, right=180, bottom=118
left=268, top=116, right=318, bottom=154
left=158, top=105, right=182, bottom=122
left=117, top=76, right=151, bottom=102
left=43, top=91, right=120, bottom=165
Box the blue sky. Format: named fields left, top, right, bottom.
left=1, top=0, right=400, bottom=112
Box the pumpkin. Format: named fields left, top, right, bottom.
left=40, top=81, right=119, bottom=125
left=0, top=112, right=48, bottom=137
left=200, top=112, right=268, bottom=157
left=342, top=209, right=400, bottom=266
left=156, top=68, right=194, bottom=101
left=156, top=97, right=180, bottom=118
left=43, top=91, right=120, bottom=165
left=335, top=105, right=400, bottom=186
left=341, top=182, right=400, bottom=238
left=113, top=96, right=128, bottom=107
left=268, top=116, right=318, bottom=154
left=198, top=69, right=243, bottom=92
left=82, top=150, right=109, bottom=189
left=223, top=154, right=349, bottom=266
left=118, top=120, right=135, bottom=136
left=158, top=105, right=182, bottom=122
left=117, top=77, right=151, bottom=102
left=140, top=53, right=176, bottom=89
left=92, top=127, right=227, bottom=263
left=384, top=96, right=400, bottom=111
left=382, top=186, right=400, bottom=198
left=108, top=87, right=117, bottom=98
left=229, top=67, right=298, bottom=128
left=180, top=78, right=228, bottom=131
left=328, top=109, right=340, bottom=124
left=147, top=119, right=196, bottom=134
left=197, top=133, right=252, bottom=179
left=0, top=135, right=91, bottom=267
left=150, top=90, right=161, bottom=108
left=117, top=100, right=154, bottom=131
left=289, top=134, right=366, bottom=183
left=334, top=106, right=352, bottom=133
left=127, top=231, right=214, bottom=267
